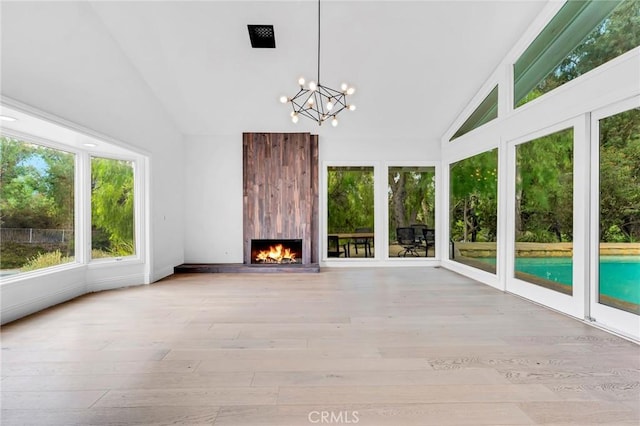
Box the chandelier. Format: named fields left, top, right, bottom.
left=280, top=0, right=355, bottom=127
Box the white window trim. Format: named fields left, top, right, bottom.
left=384, top=161, right=441, bottom=263
left=0, top=102, right=149, bottom=285
left=589, top=96, right=640, bottom=340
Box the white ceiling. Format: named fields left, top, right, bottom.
left=2, top=1, right=550, bottom=141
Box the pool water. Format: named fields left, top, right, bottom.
left=478, top=256, right=640, bottom=305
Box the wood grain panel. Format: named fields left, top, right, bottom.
left=243, top=133, right=318, bottom=265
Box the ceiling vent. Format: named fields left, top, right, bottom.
left=248, top=25, right=276, bottom=48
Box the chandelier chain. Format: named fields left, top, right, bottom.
left=280, top=0, right=356, bottom=126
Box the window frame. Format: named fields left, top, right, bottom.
left=0, top=125, right=146, bottom=284
left=385, top=161, right=440, bottom=262
left=88, top=153, right=141, bottom=263
left=589, top=96, right=640, bottom=339
left=323, top=162, right=378, bottom=263
left=505, top=116, right=588, bottom=319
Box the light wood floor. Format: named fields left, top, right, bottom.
left=1, top=267, right=638, bottom=425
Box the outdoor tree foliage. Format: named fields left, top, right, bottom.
left=327, top=167, right=374, bottom=233
left=449, top=149, right=498, bottom=243
left=0, top=136, right=136, bottom=269
left=388, top=167, right=435, bottom=240
left=91, top=157, right=135, bottom=255
left=516, top=129, right=573, bottom=243
left=518, top=0, right=640, bottom=106
left=599, top=108, right=640, bottom=242
left=0, top=136, right=73, bottom=229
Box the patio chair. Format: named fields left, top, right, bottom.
left=396, top=227, right=420, bottom=257
left=327, top=235, right=345, bottom=258
left=350, top=227, right=373, bottom=257
left=423, top=228, right=435, bottom=257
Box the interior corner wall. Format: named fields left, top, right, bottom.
left=0, top=1, right=185, bottom=283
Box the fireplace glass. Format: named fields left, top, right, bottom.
left=251, top=239, right=303, bottom=264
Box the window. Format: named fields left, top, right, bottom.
left=450, top=86, right=498, bottom=141
left=598, top=107, right=640, bottom=314
left=91, top=157, right=135, bottom=258
left=515, top=0, right=639, bottom=107
left=514, top=128, right=573, bottom=294
left=449, top=149, right=498, bottom=273
left=388, top=166, right=436, bottom=257
left=0, top=136, right=75, bottom=275
left=327, top=166, right=374, bottom=259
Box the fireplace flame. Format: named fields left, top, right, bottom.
left=255, top=244, right=297, bottom=263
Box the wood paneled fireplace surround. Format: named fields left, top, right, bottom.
left=175, top=132, right=320, bottom=273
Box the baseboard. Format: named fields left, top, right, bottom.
left=1, top=281, right=86, bottom=325
left=86, top=273, right=147, bottom=293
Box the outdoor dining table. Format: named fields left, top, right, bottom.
left=327, top=232, right=374, bottom=257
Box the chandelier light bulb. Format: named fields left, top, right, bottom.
left=308, top=97, right=315, bottom=105
left=326, top=99, right=334, bottom=110
left=298, top=77, right=305, bottom=86
left=331, top=116, right=338, bottom=127
left=279, top=96, right=289, bottom=104
left=308, top=81, right=317, bottom=91
left=292, top=114, right=299, bottom=123
left=341, top=83, right=348, bottom=92
left=348, top=104, right=356, bottom=111
left=346, top=87, right=355, bottom=95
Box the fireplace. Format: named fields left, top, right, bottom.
left=251, top=239, right=302, bottom=265
left=243, top=133, right=318, bottom=267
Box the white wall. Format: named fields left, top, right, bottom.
left=1, top=2, right=185, bottom=322
left=184, top=135, right=244, bottom=263
left=183, top=133, right=441, bottom=264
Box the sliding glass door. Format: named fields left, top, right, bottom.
left=506, top=119, right=587, bottom=318
left=590, top=101, right=640, bottom=339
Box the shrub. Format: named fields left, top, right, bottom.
left=20, top=250, right=74, bottom=272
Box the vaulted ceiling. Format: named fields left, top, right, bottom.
left=2, top=1, right=549, bottom=141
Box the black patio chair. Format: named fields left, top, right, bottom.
left=423, top=228, right=435, bottom=257
left=350, top=227, right=372, bottom=257
left=327, top=235, right=345, bottom=258
left=411, top=223, right=428, bottom=254
left=396, top=227, right=420, bottom=257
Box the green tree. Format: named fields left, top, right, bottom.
left=327, top=168, right=374, bottom=233
left=388, top=168, right=435, bottom=240
left=521, top=0, right=640, bottom=106
left=450, top=149, right=498, bottom=243
left=91, top=158, right=135, bottom=255
left=599, top=109, right=640, bottom=242
left=0, top=137, right=68, bottom=229
left=516, top=129, right=573, bottom=243
left=41, top=148, right=75, bottom=229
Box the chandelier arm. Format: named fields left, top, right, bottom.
left=330, top=105, right=347, bottom=116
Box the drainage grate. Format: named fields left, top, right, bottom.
left=247, top=25, right=276, bottom=48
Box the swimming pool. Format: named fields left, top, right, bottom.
left=477, top=256, right=640, bottom=305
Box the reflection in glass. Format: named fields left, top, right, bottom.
left=599, top=108, right=640, bottom=314
left=0, top=136, right=75, bottom=276
left=450, top=86, right=498, bottom=141
left=327, top=167, right=374, bottom=258
left=515, top=128, right=573, bottom=294
left=91, top=157, right=135, bottom=258
left=515, top=0, right=638, bottom=107
left=449, top=149, right=498, bottom=273
left=388, top=167, right=435, bottom=257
